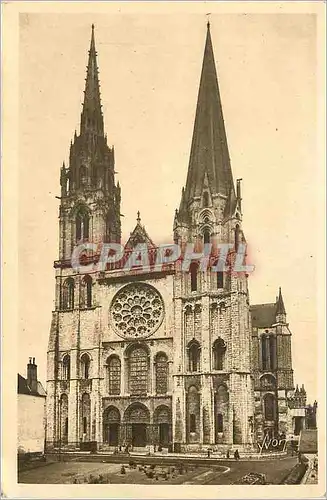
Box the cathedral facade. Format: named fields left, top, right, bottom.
left=46, top=24, right=305, bottom=452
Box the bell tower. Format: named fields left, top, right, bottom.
left=59, top=24, right=121, bottom=263
left=172, top=23, right=254, bottom=449
left=46, top=25, right=121, bottom=446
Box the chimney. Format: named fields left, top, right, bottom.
left=27, top=357, right=38, bottom=393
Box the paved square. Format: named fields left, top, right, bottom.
left=18, top=458, right=297, bottom=485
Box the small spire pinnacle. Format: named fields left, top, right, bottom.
left=80, top=24, right=104, bottom=137
left=206, top=13, right=211, bottom=29
left=137, top=211, right=141, bottom=224
left=276, top=287, right=286, bottom=316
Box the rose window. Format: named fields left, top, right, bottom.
left=110, top=283, right=164, bottom=339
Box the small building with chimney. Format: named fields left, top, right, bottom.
left=17, top=358, right=46, bottom=454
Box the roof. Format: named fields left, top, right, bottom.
left=17, top=374, right=46, bottom=398
left=298, top=429, right=318, bottom=454
left=250, top=303, right=277, bottom=328
left=126, top=212, right=155, bottom=249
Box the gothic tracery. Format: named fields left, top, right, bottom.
left=110, top=283, right=164, bottom=339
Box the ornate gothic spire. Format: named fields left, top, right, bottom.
left=80, top=24, right=104, bottom=137
left=184, top=23, right=234, bottom=204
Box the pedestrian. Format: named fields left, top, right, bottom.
left=234, top=449, right=240, bottom=461
left=226, top=449, right=230, bottom=459
left=207, top=448, right=211, bottom=458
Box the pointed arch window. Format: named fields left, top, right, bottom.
left=269, top=335, right=277, bottom=371
left=261, top=335, right=268, bottom=370
left=217, top=271, right=224, bottom=289
left=62, top=278, right=74, bottom=310
left=203, top=192, right=209, bottom=208
left=62, top=354, right=71, bottom=380
left=216, top=413, right=223, bottom=433
left=203, top=228, right=210, bottom=244
left=213, top=338, right=226, bottom=371
left=92, top=166, right=98, bottom=187
left=190, top=263, right=198, bottom=292
left=187, top=340, right=201, bottom=372
left=261, top=333, right=277, bottom=372
left=264, top=393, right=276, bottom=421
left=80, top=353, right=90, bottom=379
left=190, top=413, right=196, bottom=433
left=80, top=165, right=87, bottom=186
left=155, top=353, right=168, bottom=395
left=81, top=275, right=92, bottom=308
left=107, top=356, right=121, bottom=395
left=76, top=207, right=90, bottom=241
left=128, top=346, right=148, bottom=395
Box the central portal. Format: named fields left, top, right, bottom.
left=125, top=403, right=150, bottom=448
left=159, top=423, right=169, bottom=446
left=132, top=423, right=147, bottom=447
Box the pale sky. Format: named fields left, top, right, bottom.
left=18, top=12, right=319, bottom=401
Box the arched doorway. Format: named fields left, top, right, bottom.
left=124, top=403, right=150, bottom=447
left=103, top=406, right=121, bottom=446
left=154, top=405, right=171, bottom=447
